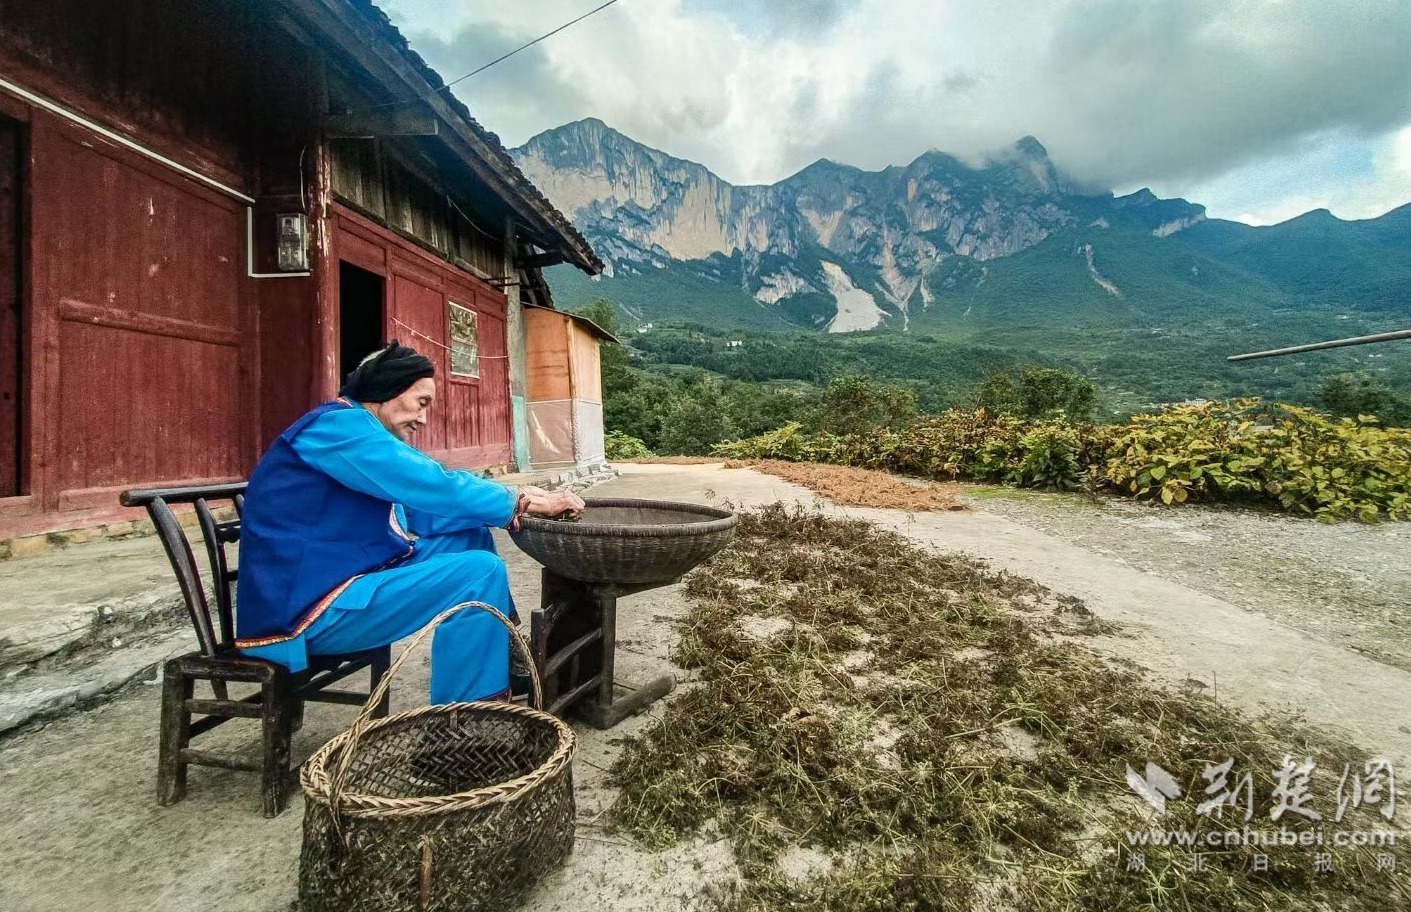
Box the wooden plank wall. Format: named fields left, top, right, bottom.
left=569, top=323, right=602, bottom=405
left=33, top=112, right=253, bottom=511
left=524, top=308, right=573, bottom=403
left=333, top=205, right=512, bottom=469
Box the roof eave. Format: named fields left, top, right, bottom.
left=294, top=0, right=603, bottom=275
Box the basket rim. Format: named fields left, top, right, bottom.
left=300, top=700, right=576, bottom=818
left=512, top=497, right=737, bottom=540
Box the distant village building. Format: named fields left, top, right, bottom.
left=0, top=0, right=603, bottom=540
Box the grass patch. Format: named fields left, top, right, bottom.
left=726, top=461, right=966, bottom=512
left=608, top=504, right=1409, bottom=910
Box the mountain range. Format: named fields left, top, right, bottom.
left=512, top=118, right=1411, bottom=408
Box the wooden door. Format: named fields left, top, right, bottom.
left=32, top=112, right=251, bottom=509
left=0, top=117, right=22, bottom=497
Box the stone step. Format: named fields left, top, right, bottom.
left=0, top=534, right=187, bottom=675
left=0, top=629, right=192, bottom=737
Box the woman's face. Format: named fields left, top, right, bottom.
left=367, top=377, right=436, bottom=443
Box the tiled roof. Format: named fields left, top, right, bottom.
left=344, top=0, right=603, bottom=274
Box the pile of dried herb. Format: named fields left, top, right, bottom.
left=608, top=503, right=1409, bottom=911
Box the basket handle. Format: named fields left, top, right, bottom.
left=328, top=600, right=542, bottom=824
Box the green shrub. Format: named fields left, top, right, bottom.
left=718, top=398, right=1411, bottom=521
left=605, top=430, right=654, bottom=460
left=713, top=422, right=842, bottom=462
left=1102, top=399, right=1411, bottom=520
left=1011, top=421, right=1089, bottom=489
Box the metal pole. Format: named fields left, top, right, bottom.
left=1227, top=328, right=1411, bottom=362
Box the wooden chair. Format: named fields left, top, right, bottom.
left=119, top=482, right=390, bottom=817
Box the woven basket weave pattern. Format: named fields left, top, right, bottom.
left=299, top=708, right=574, bottom=911
left=510, top=498, right=737, bottom=584
left=298, top=604, right=576, bottom=912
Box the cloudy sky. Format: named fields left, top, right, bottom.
left=381, top=0, right=1411, bottom=225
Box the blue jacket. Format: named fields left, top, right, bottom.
left=235, top=399, right=518, bottom=649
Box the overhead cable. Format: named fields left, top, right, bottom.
left=439, top=0, right=622, bottom=89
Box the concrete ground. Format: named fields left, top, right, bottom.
left=1, top=462, right=1407, bottom=912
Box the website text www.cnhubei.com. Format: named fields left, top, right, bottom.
left=1127, top=827, right=1398, bottom=848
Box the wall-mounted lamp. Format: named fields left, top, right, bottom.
left=276, top=213, right=309, bottom=271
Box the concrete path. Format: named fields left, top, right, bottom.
left=1, top=461, right=1406, bottom=912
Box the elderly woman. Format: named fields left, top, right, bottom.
left=235, top=342, right=583, bottom=702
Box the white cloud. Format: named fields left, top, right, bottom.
left=388, top=0, right=1411, bottom=219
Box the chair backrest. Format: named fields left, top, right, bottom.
left=120, top=482, right=247, bottom=655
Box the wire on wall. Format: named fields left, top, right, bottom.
left=391, top=316, right=510, bottom=358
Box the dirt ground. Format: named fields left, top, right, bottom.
left=1, top=462, right=1407, bottom=911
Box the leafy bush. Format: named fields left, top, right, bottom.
left=713, top=422, right=842, bottom=462
left=719, top=399, right=1411, bottom=521
left=605, top=430, right=654, bottom=460
left=1102, top=400, right=1411, bottom=520
left=1010, top=421, right=1089, bottom=489
left=975, top=365, right=1097, bottom=422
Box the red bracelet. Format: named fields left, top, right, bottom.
left=508, top=491, right=531, bottom=530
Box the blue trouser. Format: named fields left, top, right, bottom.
left=304, top=528, right=515, bottom=703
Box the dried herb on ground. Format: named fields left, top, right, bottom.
left=609, top=504, right=1409, bottom=911
left=618, top=456, right=730, bottom=465
left=725, top=460, right=965, bottom=512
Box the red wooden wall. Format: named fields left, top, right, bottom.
left=31, top=111, right=255, bottom=513
left=331, top=205, right=512, bottom=469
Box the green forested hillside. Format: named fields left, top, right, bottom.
left=549, top=204, right=1411, bottom=416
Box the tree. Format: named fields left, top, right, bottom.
left=817, top=373, right=918, bottom=434
left=657, top=378, right=739, bottom=455
left=976, top=365, right=1096, bottom=421
left=1318, top=372, right=1411, bottom=426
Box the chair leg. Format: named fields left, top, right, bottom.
left=158, top=662, right=193, bottom=806
left=260, top=673, right=295, bottom=818
left=370, top=646, right=392, bottom=719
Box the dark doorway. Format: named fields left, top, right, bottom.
left=339, top=261, right=384, bottom=381
left=0, top=117, right=23, bottom=497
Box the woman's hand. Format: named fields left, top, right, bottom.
left=514, top=485, right=586, bottom=524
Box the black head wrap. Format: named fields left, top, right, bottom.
left=340, top=341, right=435, bottom=403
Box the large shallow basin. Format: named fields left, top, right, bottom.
left=509, top=497, right=737, bottom=584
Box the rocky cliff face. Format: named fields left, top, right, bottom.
left=512, top=119, right=1207, bottom=331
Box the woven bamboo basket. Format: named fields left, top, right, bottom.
left=298, top=603, right=576, bottom=912
left=509, top=497, right=737, bottom=584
